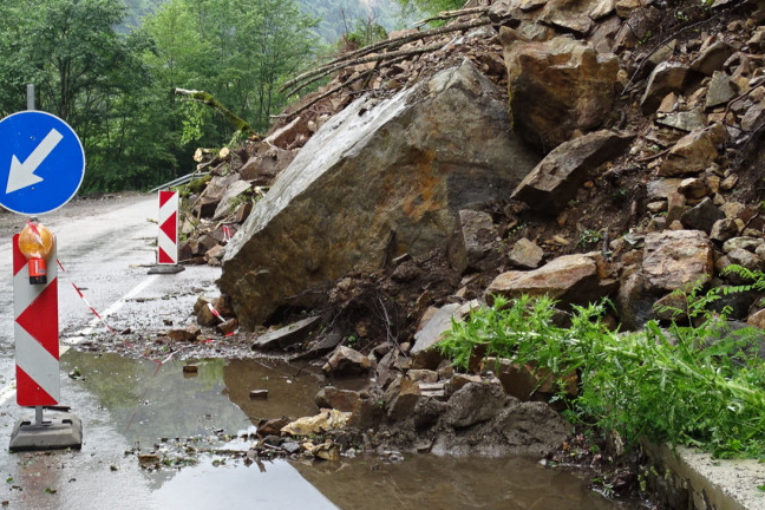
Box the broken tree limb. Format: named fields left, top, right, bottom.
left=284, top=55, right=411, bottom=120
left=172, top=88, right=256, bottom=136
left=284, top=42, right=444, bottom=98
left=280, top=16, right=497, bottom=95
left=415, top=6, right=491, bottom=27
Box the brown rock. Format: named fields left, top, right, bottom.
left=217, top=318, right=238, bottom=335
left=502, top=36, right=619, bottom=150
left=486, top=253, right=617, bottom=308
left=691, top=41, right=735, bottom=75
left=167, top=325, right=201, bottom=342
left=680, top=197, right=724, bottom=233
left=315, top=387, right=361, bottom=412
left=641, top=230, right=714, bottom=292
left=508, top=237, right=544, bottom=269
left=747, top=309, right=765, bottom=329
left=641, top=62, right=690, bottom=114
left=659, top=126, right=722, bottom=176
left=710, top=218, right=739, bottom=242
left=511, top=130, right=634, bottom=212
left=678, top=177, right=708, bottom=199
left=323, top=346, right=372, bottom=376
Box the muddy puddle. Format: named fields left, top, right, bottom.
left=60, top=351, right=631, bottom=509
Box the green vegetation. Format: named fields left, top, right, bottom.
left=439, top=269, right=765, bottom=459
left=0, top=0, right=317, bottom=193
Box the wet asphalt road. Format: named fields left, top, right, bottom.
left=0, top=195, right=337, bottom=509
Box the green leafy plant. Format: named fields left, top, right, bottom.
left=439, top=279, right=765, bottom=458
left=577, top=229, right=603, bottom=248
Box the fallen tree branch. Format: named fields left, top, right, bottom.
left=283, top=43, right=444, bottom=98
left=172, top=87, right=256, bottom=136
left=415, top=6, right=490, bottom=27
left=284, top=55, right=412, bottom=120
left=280, top=16, right=496, bottom=95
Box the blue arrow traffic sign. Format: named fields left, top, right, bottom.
left=0, top=111, right=85, bottom=215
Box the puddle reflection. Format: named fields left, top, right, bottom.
left=61, top=351, right=629, bottom=510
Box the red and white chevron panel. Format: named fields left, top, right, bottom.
left=13, top=235, right=59, bottom=406
left=158, top=190, right=178, bottom=264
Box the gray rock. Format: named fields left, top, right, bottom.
left=722, top=236, right=764, bottom=253
left=680, top=197, right=724, bottom=232
left=655, top=110, right=706, bottom=132
left=220, top=60, right=538, bottom=328
left=252, top=316, right=321, bottom=351
left=458, top=209, right=499, bottom=271
left=497, top=400, right=571, bottom=457
left=442, top=380, right=508, bottom=428
left=411, top=301, right=479, bottom=368
left=705, top=71, right=736, bottom=109
left=213, top=180, right=251, bottom=220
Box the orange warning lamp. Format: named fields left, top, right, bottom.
left=18, top=220, right=55, bottom=285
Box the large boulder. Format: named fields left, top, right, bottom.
left=501, top=32, right=619, bottom=151
left=220, top=60, right=539, bottom=328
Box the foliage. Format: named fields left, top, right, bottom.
left=0, top=0, right=319, bottom=192
left=439, top=282, right=765, bottom=458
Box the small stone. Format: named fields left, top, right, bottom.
left=720, top=174, right=738, bottom=191
left=747, top=309, right=765, bottom=329
left=647, top=201, right=667, bottom=213
left=710, top=218, right=739, bottom=242
left=678, top=177, right=709, bottom=199
left=508, top=238, right=544, bottom=269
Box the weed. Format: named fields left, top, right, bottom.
left=439, top=271, right=765, bottom=458
left=578, top=229, right=603, bottom=248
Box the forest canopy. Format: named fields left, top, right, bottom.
left=0, top=0, right=462, bottom=192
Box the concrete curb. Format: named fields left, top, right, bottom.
left=644, top=442, right=765, bottom=510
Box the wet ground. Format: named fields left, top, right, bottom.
left=0, top=194, right=635, bottom=509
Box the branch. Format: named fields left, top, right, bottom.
left=172, top=87, right=256, bottom=136
left=284, top=43, right=444, bottom=98
left=415, top=6, right=490, bottom=28
left=280, top=16, right=497, bottom=94
left=285, top=55, right=411, bottom=120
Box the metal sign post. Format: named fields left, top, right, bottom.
left=5, top=85, right=83, bottom=451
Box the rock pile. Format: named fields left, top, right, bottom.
left=174, top=0, right=765, bottom=457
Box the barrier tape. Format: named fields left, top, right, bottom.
left=59, top=258, right=234, bottom=363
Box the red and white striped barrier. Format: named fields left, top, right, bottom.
left=13, top=235, right=59, bottom=406
left=157, top=190, right=178, bottom=264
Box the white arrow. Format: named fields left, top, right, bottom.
left=6, top=128, right=63, bottom=194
